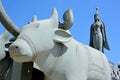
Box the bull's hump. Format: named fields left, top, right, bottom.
left=88, top=48, right=107, bottom=74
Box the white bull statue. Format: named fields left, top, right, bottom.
left=0, top=30, right=9, bottom=61
left=0, top=1, right=111, bottom=79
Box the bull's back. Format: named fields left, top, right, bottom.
left=88, top=47, right=107, bottom=74
left=84, top=45, right=111, bottom=80
left=74, top=41, right=111, bottom=80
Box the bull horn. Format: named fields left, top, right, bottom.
left=59, top=9, right=74, bottom=30
left=0, top=0, right=20, bottom=37
left=32, top=15, right=38, bottom=22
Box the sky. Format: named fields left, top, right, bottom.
left=0, top=0, right=120, bottom=66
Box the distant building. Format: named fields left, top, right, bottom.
left=117, top=62, right=120, bottom=80
left=109, top=61, right=119, bottom=80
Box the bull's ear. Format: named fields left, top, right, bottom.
left=50, top=8, right=58, bottom=29
left=54, top=29, right=72, bottom=43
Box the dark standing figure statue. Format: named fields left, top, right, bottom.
left=89, top=7, right=110, bottom=53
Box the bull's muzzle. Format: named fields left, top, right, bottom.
left=9, top=39, right=35, bottom=62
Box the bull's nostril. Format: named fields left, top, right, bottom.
left=15, top=46, right=19, bottom=49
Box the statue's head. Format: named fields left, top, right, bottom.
left=94, top=7, right=100, bottom=22
left=9, top=9, right=73, bottom=62
left=0, top=1, right=74, bottom=62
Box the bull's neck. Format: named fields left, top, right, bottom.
left=34, top=43, right=65, bottom=72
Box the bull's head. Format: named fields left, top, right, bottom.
left=0, top=1, right=74, bottom=62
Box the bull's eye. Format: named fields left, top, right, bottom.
left=35, top=23, right=40, bottom=28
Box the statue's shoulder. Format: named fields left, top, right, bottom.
left=101, top=21, right=105, bottom=26
left=91, top=23, right=94, bottom=26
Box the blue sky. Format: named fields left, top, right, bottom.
left=0, top=0, right=120, bottom=66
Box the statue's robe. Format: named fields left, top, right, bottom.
left=89, top=21, right=110, bottom=52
